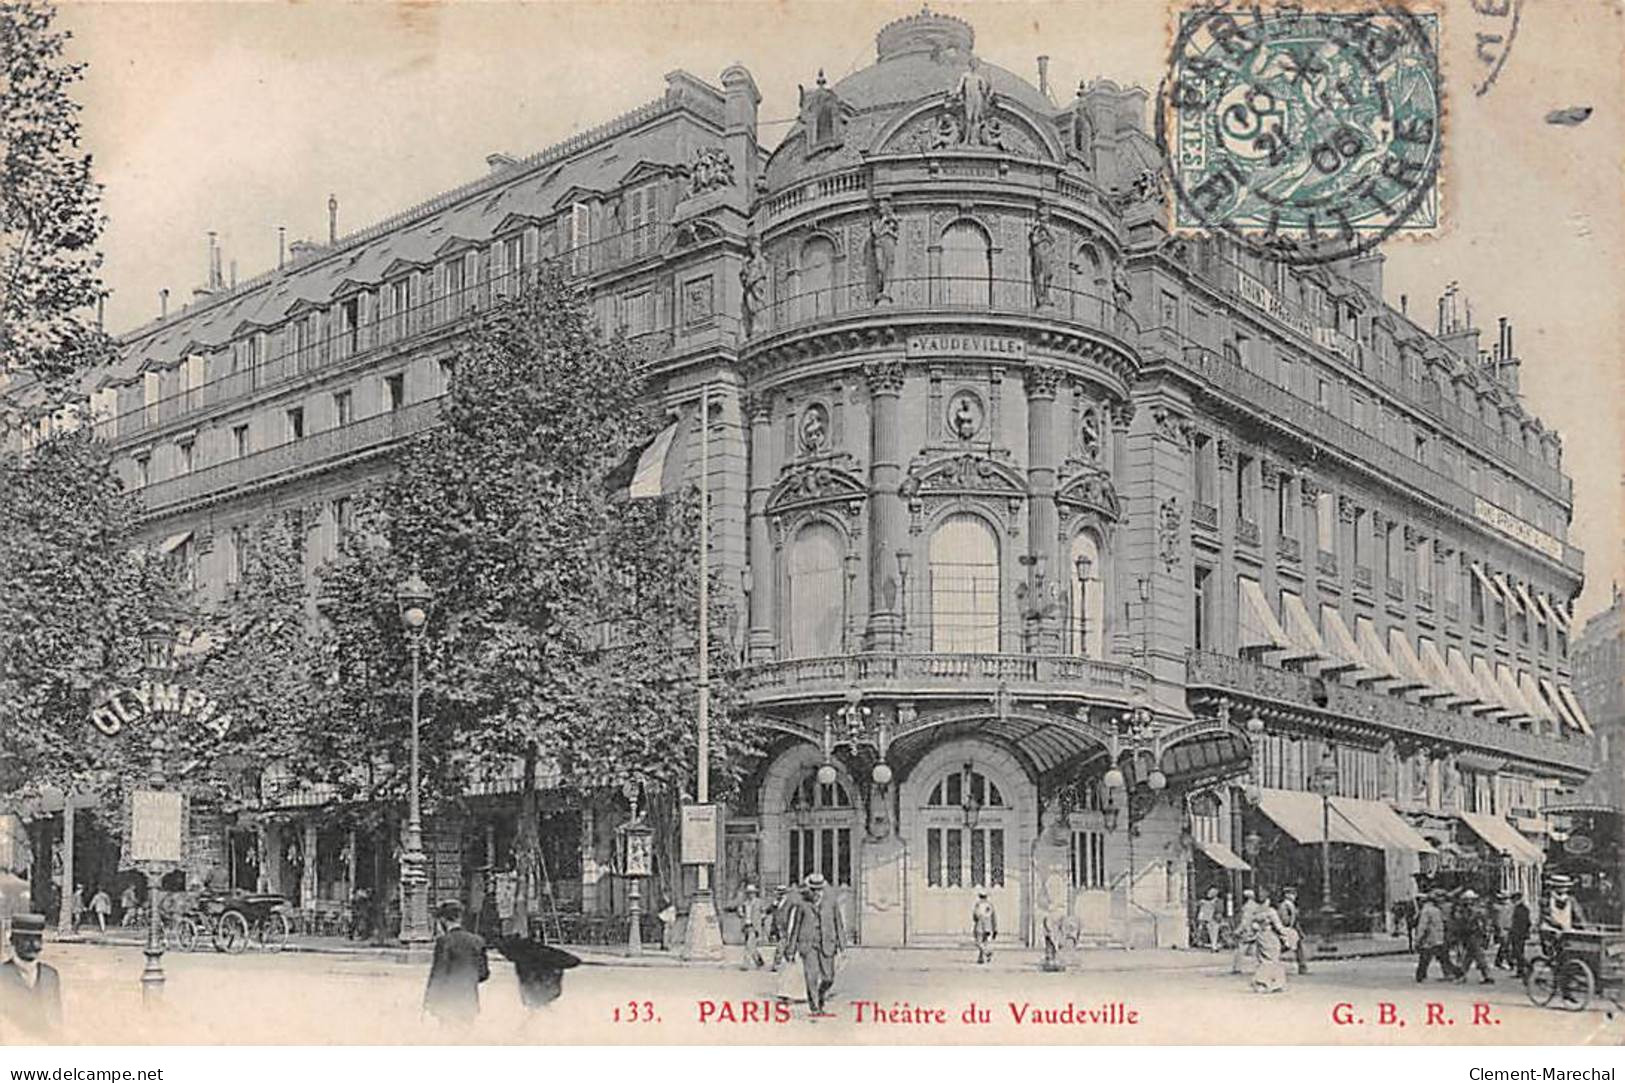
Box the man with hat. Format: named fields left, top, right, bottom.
left=0, top=913, right=62, bottom=1037
left=1507, top=889, right=1532, bottom=979
left=1414, top=889, right=1455, bottom=983
left=1454, top=890, right=1494, bottom=985
left=1195, top=886, right=1223, bottom=952
left=768, top=884, right=796, bottom=971
left=422, top=900, right=489, bottom=1029
left=1542, top=875, right=1587, bottom=934
left=785, top=873, right=845, bottom=1017
left=496, top=935, right=580, bottom=1010
left=1279, top=886, right=1307, bottom=975
left=971, top=888, right=998, bottom=964
left=738, top=882, right=766, bottom=971
left=1230, top=887, right=1260, bottom=975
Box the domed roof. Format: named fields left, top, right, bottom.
left=828, top=8, right=1055, bottom=116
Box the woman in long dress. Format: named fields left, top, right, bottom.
left=1251, top=887, right=1290, bottom=994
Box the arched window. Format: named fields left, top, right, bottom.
left=800, top=237, right=836, bottom=322
left=1077, top=244, right=1106, bottom=292
left=1069, top=532, right=1105, bottom=658
left=788, top=523, right=844, bottom=657
left=788, top=769, right=854, bottom=887
left=927, top=770, right=1005, bottom=808
left=929, top=514, right=1000, bottom=653
left=941, top=221, right=992, bottom=307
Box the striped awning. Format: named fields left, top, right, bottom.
left=1321, top=606, right=1374, bottom=681
left=1195, top=838, right=1251, bottom=871
left=1557, top=685, right=1594, bottom=735
left=1239, top=577, right=1295, bottom=656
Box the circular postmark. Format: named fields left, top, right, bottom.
left=1157, top=3, right=1442, bottom=266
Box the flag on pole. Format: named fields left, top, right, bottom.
left=605, top=414, right=687, bottom=501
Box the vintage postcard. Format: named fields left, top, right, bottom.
left=0, top=0, right=1621, bottom=1059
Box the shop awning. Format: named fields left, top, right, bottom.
left=1390, top=629, right=1447, bottom=702
left=1473, top=655, right=1518, bottom=719
left=1545, top=594, right=1572, bottom=633
left=1459, top=810, right=1545, bottom=864
left=1239, top=577, right=1294, bottom=656
left=1358, top=618, right=1414, bottom=689
left=1330, top=796, right=1436, bottom=853
left=1519, top=671, right=1557, bottom=725
left=1419, top=638, right=1470, bottom=708
left=1256, top=787, right=1371, bottom=846
left=1448, top=647, right=1498, bottom=714
left=1471, top=563, right=1504, bottom=604
left=158, top=530, right=193, bottom=555
left=1538, top=594, right=1567, bottom=631
left=1517, top=583, right=1543, bottom=624
left=1321, top=605, right=1375, bottom=681
left=1194, top=838, right=1252, bottom=871
left=1557, top=685, right=1595, bottom=735
left=1497, top=663, right=1539, bottom=720
left=1281, top=591, right=1327, bottom=664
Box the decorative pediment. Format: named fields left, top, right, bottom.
left=1056, top=467, right=1121, bottom=521
left=766, top=459, right=867, bottom=516
left=432, top=235, right=483, bottom=259
left=873, top=95, right=1060, bottom=161
left=900, top=451, right=1027, bottom=501
left=492, top=212, right=545, bottom=237
left=550, top=185, right=604, bottom=212
left=283, top=297, right=327, bottom=318
left=230, top=317, right=271, bottom=335
left=664, top=216, right=726, bottom=253
left=381, top=257, right=428, bottom=279
left=332, top=276, right=378, bottom=298
left=617, top=160, right=679, bottom=187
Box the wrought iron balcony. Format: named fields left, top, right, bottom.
left=1277, top=535, right=1302, bottom=563
left=1317, top=549, right=1338, bottom=577
left=1192, top=501, right=1218, bottom=531
left=741, top=651, right=1149, bottom=707
left=1186, top=650, right=1591, bottom=772
left=1237, top=517, right=1260, bottom=547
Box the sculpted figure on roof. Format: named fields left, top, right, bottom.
left=952, top=56, right=994, bottom=146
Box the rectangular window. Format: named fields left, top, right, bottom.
left=1350, top=393, right=1365, bottom=432
left=1470, top=567, right=1485, bottom=626
left=626, top=182, right=660, bottom=259
left=386, top=374, right=405, bottom=411
left=623, top=289, right=655, bottom=336
left=333, top=390, right=354, bottom=426
left=1192, top=433, right=1214, bottom=507
left=503, top=235, right=524, bottom=284
left=135, top=454, right=150, bottom=489
left=1193, top=565, right=1211, bottom=651
left=286, top=406, right=304, bottom=442
left=1316, top=492, right=1336, bottom=554
left=232, top=424, right=250, bottom=460
left=1317, top=378, right=1330, bottom=411
left=1236, top=453, right=1255, bottom=524
left=1276, top=352, right=1293, bottom=392
left=1160, top=291, right=1179, bottom=330
left=1277, top=478, right=1295, bottom=538
left=944, top=829, right=963, bottom=887
left=789, top=826, right=853, bottom=888
left=1384, top=521, right=1400, bottom=581
left=1414, top=433, right=1427, bottom=462
left=1416, top=537, right=1433, bottom=595
left=1069, top=830, right=1106, bottom=890
left=1353, top=507, right=1368, bottom=568
left=177, top=440, right=193, bottom=476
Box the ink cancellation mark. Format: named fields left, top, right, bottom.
left=1157, top=3, right=1443, bottom=266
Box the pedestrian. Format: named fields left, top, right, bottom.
left=1541, top=875, right=1587, bottom=933
left=785, top=873, right=845, bottom=1018
left=1414, top=889, right=1456, bottom=982
left=1492, top=891, right=1516, bottom=969
left=88, top=886, right=111, bottom=935
left=1250, top=887, right=1290, bottom=994
left=769, top=884, right=795, bottom=971
left=1231, top=887, right=1260, bottom=974
left=496, top=935, right=580, bottom=1010
left=657, top=898, right=677, bottom=951
left=0, top=913, right=62, bottom=1038
left=119, top=883, right=139, bottom=928
left=971, top=889, right=998, bottom=964
left=1279, top=886, right=1307, bottom=975
left=1446, top=890, right=1472, bottom=975
left=70, top=884, right=84, bottom=931
left=1195, top=886, right=1222, bottom=951
left=422, top=900, right=489, bottom=1029
left=738, top=883, right=765, bottom=970
left=1454, top=890, right=1495, bottom=985
left=1507, top=892, right=1532, bottom=979
left=348, top=886, right=373, bottom=941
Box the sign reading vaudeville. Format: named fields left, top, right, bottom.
left=905, top=333, right=1025, bottom=360
left=129, top=790, right=186, bottom=865
left=89, top=679, right=233, bottom=740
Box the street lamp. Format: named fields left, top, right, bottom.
left=895, top=549, right=913, bottom=648
left=1074, top=554, right=1093, bottom=656
left=1310, top=745, right=1340, bottom=953
left=395, top=561, right=433, bottom=946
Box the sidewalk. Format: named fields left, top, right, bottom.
left=56, top=927, right=1415, bottom=971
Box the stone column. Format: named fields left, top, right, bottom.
left=1025, top=365, right=1062, bottom=653
left=864, top=361, right=906, bottom=651
left=301, top=821, right=319, bottom=907
left=745, top=393, right=777, bottom=661
left=1301, top=475, right=1322, bottom=628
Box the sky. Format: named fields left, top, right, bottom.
left=55, top=0, right=1625, bottom=622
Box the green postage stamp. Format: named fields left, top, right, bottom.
left=1160, top=5, right=1442, bottom=263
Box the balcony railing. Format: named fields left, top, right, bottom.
left=1418, top=588, right=1435, bottom=610
left=1186, top=650, right=1590, bottom=772
left=1237, top=517, right=1260, bottom=547
left=1317, top=550, right=1338, bottom=577
left=1386, top=576, right=1405, bottom=602
left=1192, top=501, right=1218, bottom=531
left=1277, top=535, right=1302, bottom=563
left=742, top=651, right=1149, bottom=702
left=1354, top=565, right=1374, bottom=591
left=136, top=396, right=446, bottom=514
left=747, top=277, right=1136, bottom=344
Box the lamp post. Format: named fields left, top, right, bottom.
left=1310, top=746, right=1340, bottom=953
left=395, top=562, right=432, bottom=947
left=136, top=620, right=176, bottom=1005
left=1074, top=554, right=1092, bottom=657
left=619, top=786, right=652, bottom=956
left=1102, top=765, right=1126, bottom=945
left=895, top=550, right=913, bottom=650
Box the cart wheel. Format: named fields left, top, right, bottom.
left=262, top=911, right=291, bottom=953
left=1525, top=958, right=1557, bottom=1007
left=175, top=917, right=198, bottom=953
left=1557, top=959, right=1595, bottom=1012
left=215, top=910, right=250, bottom=954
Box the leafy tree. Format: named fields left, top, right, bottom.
left=312, top=264, right=754, bottom=929
left=0, top=0, right=110, bottom=406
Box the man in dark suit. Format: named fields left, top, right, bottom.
left=1, top=913, right=62, bottom=1038
left=786, top=873, right=845, bottom=1017
left=422, top=900, right=489, bottom=1028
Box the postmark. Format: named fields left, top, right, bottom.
left=1157, top=3, right=1443, bottom=266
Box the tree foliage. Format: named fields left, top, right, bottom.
left=0, top=0, right=109, bottom=402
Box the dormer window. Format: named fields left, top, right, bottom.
left=815, top=105, right=835, bottom=145
left=624, top=182, right=661, bottom=260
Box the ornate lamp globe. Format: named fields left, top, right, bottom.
left=816, top=762, right=838, bottom=787
left=871, top=763, right=893, bottom=786
left=1102, top=766, right=1125, bottom=793
left=1148, top=769, right=1168, bottom=791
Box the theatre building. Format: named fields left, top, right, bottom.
left=21, top=9, right=1595, bottom=948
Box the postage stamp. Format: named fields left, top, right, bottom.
left=1158, top=4, right=1442, bottom=264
